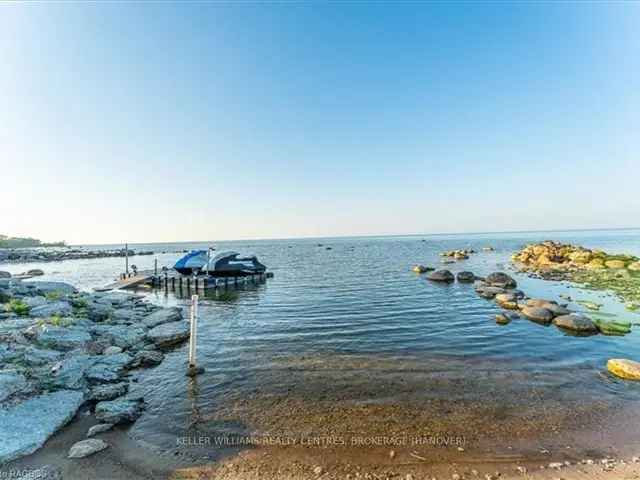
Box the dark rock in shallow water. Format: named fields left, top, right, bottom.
left=90, top=324, right=146, bottom=349
left=485, top=272, right=517, bottom=289
left=456, top=271, right=476, bottom=283
left=476, top=286, right=506, bottom=299
left=147, top=321, right=190, bottom=348
left=0, top=390, right=84, bottom=463
left=95, top=398, right=144, bottom=424
left=87, top=423, right=114, bottom=437
left=27, top=269, right=45, bottom=276
left=553, top=313, right=598, bottom=332
left=132, top=349, right=164, bottom=367
left=427, top=270, right=455, bottom=282
left=495, top=311, right=519, bottom=324
left=521, top=306, right=554, bottom=324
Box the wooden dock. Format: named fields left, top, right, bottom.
left=97, top=269, right=273, bottom=293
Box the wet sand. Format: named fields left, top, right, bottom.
left=4, top=354, right=640, bottom=480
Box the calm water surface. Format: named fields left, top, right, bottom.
left=3, top=230, right=640, bottom=456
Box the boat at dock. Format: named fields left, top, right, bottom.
left=174, top=250, right=267, bottom=277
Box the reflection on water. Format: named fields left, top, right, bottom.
left=2, top=230, right=640, bottom=457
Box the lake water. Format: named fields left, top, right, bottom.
left=2, top=230, right=640, bottom=461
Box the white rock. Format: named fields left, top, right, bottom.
left=68, top=438, right=109, bottom=458
left=87, top=423, right=114, bottom=437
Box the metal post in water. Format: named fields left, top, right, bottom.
left=186, top=294, right=203, bottom=376
left=125, top=243, right=129, bottom=275
left=154, top=258, right=158, bottom=276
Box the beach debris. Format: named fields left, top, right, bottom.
left=427, top=270, right=455, bottom=283
left=409, top=451, right=427, bottom=461
left=68, top=438, right=109, bottom=458
left=87, top=423, right=115, bottom=437
left=607, top=359, right=640, bottom=380
left=456, top=271, right=476, bottom=283
left=313, top=465, right=323, bottom=476
left=389, top=449, right=396, bottom=459
left=548, top=462, right=564, bottom=469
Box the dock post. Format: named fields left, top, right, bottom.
left=187, top=294, right=203, bottom=376
left=154, top=258, right=158, bottom=276
left=125, top=243, right=129, bottom=276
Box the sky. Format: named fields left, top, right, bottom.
left=1, top=1, right=639, bottom=245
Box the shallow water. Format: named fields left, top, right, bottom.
left=3, top=230, right=640, bottom=458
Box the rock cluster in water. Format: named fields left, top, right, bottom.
left=0, top=277, right=189, bottom=463
left=512, top=241, right=640, bottom=304
left=0, top=248, right=154, bottom=265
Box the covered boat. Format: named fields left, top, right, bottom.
left=174, top=250, right=266, bottom=277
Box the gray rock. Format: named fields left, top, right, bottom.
left=553, top=314, right=598, bottom=332
left=485, top=272, right=517, bottom=289
left=0, top=271, right=11, bottom=279
left=456, top=271, right=476, bottom=283
left=68, top=438, right=109, bottom=458
left=142, top=307, right=182, bottom=328
left=0, top=318, right=38, bottom=336
left=0, top=390, right=84, bottom=463
left=85, top=353, right=133, bottom=383
left=21, top=346, right=63, bottom=366
left=95, top=398, right=144, bottom=424
left=0, top=371, right=28, bottom=402
left=50, top=355, right=96, bottom=391
left=29, top=301, right=73, bottom=318
left=23, top=296, right=48, bottom=308
left=427, top=270, right=455, bottom=283
left=87, top=423, right=114, bottom=437
left=103, top=346, right=123, bottom=355
left=495, top=292, right=518, bottom=309
left=148, top=321, right=190, bottom=348
left=89, top=382, right=129, bottom=401
left=90, top=325, right=146, bottom=349
left=35, top=325, right=92, bottom=351
left=22, top=281, right=77, bottom=295
left=132, top=349, right=164, bottom=367
left=27, top=269, right=45, bottom=277
left=85, top=301, right=113, bottom=322
left=521, top=306, right=554, bottom=324
left=476, top=286, right=506, bottom=299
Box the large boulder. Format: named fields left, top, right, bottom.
left=95, top=398, right=144, bottom=424
left=29, top=301, right=73, bottom=318
left=142, top=307, right=183, bottom=328
left=427, top=270, right=455, bottom=283
left=35, top=325, right=92, bottom=351
left=85, top=353, right=133, bottom=384
left=68, top=438, right=109, bottom=458
left=0, top=390, right=84, bottom=463
left=607, top=359, right=640, bottom=381
left=521, top=306, right=554, bottom=324
left=90, top=324, right=147, bottom=349
left=456, top=271, right=476, bottom=283
left=485, top=272, right=517, bottom=289
left=147, top=321, right=190, bottom=348
left=553, top=314, right=598, bottom=332
left=0, top=271, right=11, bottom=279
left=495, top=292, right=518, bottom=310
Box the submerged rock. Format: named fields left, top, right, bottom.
left=476, top=286, right=506, bottom=299
left=68, top=438, right=109, bottom=458
left=495, top=292, right=518, bottom=310
left=412, top=265, right=434, bottom=274
left=132, top=349, right=164, bottom=367
left=607, top=359, right=640, bottom=381
left=95, top=398, right=144, bottom=424
left=521, top=306, right=554, bottom=324
left=456, top=271, right=476, bottom=283
left=0, top=390, right=84, bottom=463
left=147, top=321, right=190, bottom=348
left=427, top=270, right=455, bottom=283
left=553, top=314, right=598, bottom=332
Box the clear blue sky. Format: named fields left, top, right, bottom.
left=1, top=2, right=638, bottom=244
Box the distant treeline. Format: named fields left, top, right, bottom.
left=0, top=234, right=66, bottom=249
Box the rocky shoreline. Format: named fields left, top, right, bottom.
left=511, top=240, right=640, bottom=305
left=0, top=247, right=154, bottom=265
left=0, top=274, right=190, bottom=465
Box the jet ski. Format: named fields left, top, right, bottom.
left=174, top=250, right=266, bottom=277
